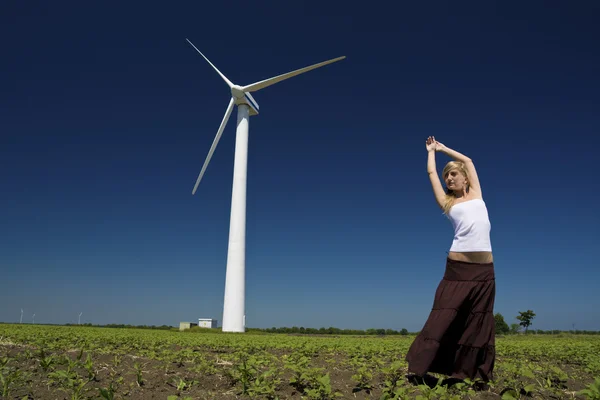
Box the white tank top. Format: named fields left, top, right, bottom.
left=446, top=198, right=492, bottom=252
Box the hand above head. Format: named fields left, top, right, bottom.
left=435, top=139, right=446, bottom=151
left=426, top=136, right=445, bottom=152
left=426, top=136, right=436, bottom=152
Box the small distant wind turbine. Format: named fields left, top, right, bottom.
left=32, top=314, right=35, bottom=324
left=79, top=312, right=83, bottom=325
left=185, top=38, right=345, bottom=333
left=20, top=309, right=23, bottom=324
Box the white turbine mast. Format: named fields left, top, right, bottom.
left=20, top=308, right=23, bottom=324
left=186, top=38, right=345, bottom=332
left=32, top=314, right=35, bottom=324
left=78, top=312, right=83, bottom=325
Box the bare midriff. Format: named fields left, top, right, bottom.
left=448, top=251, right=494, bottom=264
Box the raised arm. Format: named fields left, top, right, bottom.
left=426, top=137, right=446, bottom=209
left=434, top=138, right=482, bottom=195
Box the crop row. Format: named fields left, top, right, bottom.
left=0, top=324, right=599, bottom=399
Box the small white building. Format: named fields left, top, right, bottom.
left=179, top=322, right=197, bottom=331
left=198, top=318, right=218, bottom=328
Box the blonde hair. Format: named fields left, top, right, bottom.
left=441, top=161, right=470, bottom=214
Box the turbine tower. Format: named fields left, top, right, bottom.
left=186, top=38, right=345, bottom=332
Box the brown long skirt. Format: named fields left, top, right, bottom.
left=405, top=257, right=496, bottom=382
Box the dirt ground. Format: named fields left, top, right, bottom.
left=1, top=341, right=595, bottom=400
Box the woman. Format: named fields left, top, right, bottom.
left=405, top=136, right=496, bottom=386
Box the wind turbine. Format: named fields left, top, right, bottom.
left=20, top=309, right=23, bottom=324
left=185, top=38, right=345, bottom=333
left=32, top=314, right=35, bottom=324
left=78, top=312, right=83, bottom=325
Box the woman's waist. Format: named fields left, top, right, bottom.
left=444, top=253, right=495, bottom=281
left=448, top=251, right=493, bottom=264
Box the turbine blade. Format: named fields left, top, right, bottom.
left=186, top=38, right=234, bottom=88
left=242, top=56, right=345, bottom=92
left=192, top=97, right=235, bottom=195
left=245, top=92, right=259, bottom=110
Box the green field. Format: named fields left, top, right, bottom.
left=1, top=324, right=599, bottom=399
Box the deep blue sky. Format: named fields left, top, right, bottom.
left=1, top=1, right=599, bottom=331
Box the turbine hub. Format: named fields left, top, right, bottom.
left=231, top=85, right=245, bottom=99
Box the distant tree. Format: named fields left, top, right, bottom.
left=510, top=323, right=521, bottom=334
left=494, top=313, right=510, bottom=335
left=516, top=310, right=536, bottom=333
left=400, top=328, right=408, bottom=335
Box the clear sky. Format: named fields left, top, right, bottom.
left=1, top=1, right=599, bottom=332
